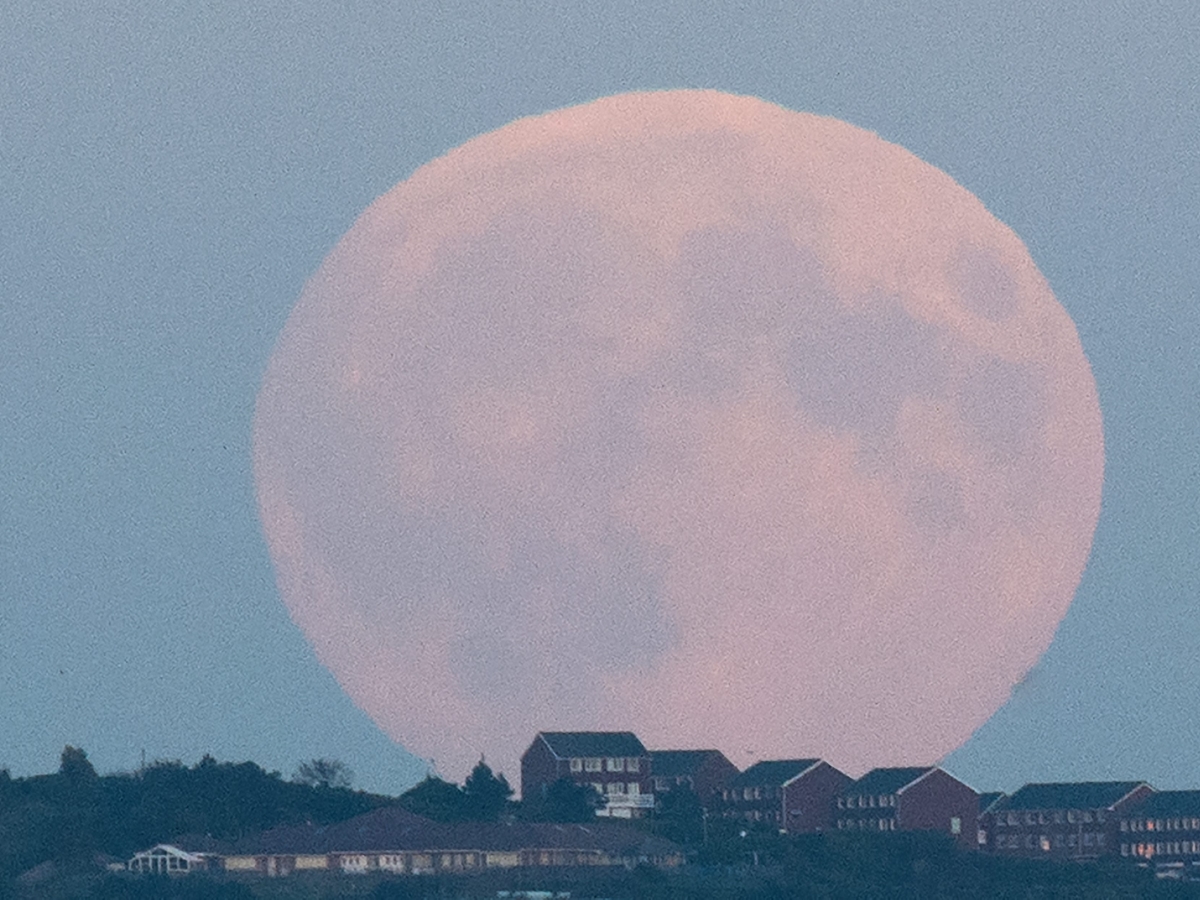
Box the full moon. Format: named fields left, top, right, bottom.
left=253, top=90, right=1103, bottom=783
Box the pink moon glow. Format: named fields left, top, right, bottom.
left=253, top=90, right=1103, bottom=783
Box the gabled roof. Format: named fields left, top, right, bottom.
left=727, top=759, right=820, bottom=789
left=1121, top=790, right=1200, bottom=818
left=537, top=732, right=647, bottom=759
left=220, top=806, right=680, bottom=857
left=847, top=767, right=935, bottom=796
left=130, top=844, right=209, bottom=863
left=978, top=792, right=1006, bottom=814
left=649, top=750, right=733, bottom=778
left=1000, top=782, right=1150, bottom=811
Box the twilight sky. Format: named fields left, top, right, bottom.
left=3, top=3, right=1197, bottom=796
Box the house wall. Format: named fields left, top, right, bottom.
left=520, top=736, right=564, bottom=800
left=691, top=753, right=740, bottom=802
left=783, top=762, right=851, bottom=834
left=989, top=785, right=1154, bottom=860
left=897, top=770, right=978, bottom=850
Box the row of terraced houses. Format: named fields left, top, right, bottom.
left=127, top=730, right=1200, bottom=881
left=520, top=730, right=1200, bottom=878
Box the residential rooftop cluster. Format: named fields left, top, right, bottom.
left=124, top=730, right=1200, bottom=883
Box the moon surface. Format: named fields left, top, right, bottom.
left=253, top=90, right=1103, bottom=783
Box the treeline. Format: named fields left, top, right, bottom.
left=0, top=747, right=600, bottom=897
left=0, top=747, right=386, bottom=885
left=5, top=749, right=1200, bottom=899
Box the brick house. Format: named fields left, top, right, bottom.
left=720, top=759, right=849, bottom=831
left=836, top=767, right=979, bottom=850
left=985, top=781, right=1153, bottom=860
left=520, top=732, right=653, bottom=818
left=649, top=750, right=738, bottom=804
left=1118, top=789, right=1200, bottom=874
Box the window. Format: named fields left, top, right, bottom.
left=606, top=758, right=624, bottom=772
left=1067, top=811, right=1076, bottom=824
left=591, top=782, right=603, bottom=794
left=1040, top=836, right=1050, bottom=852
left=1082, top=811, right=1093, bottom=823
left=585, top=758, right=602, bottom=772
left=570, top=758, right=582, bottom=772
left=1007, top=812, right=1018, bottom=826
left=744, top=787, right=754, bottom=801
left=626, top=758, right=640, bottom=772
left=606, top=782, right=622, bottom=795
left=627, top=782, right=640, bottom=796
left=951, top=817, right=962, bottom=835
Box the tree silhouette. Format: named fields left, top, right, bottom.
left=58, top=745, right=97, bottom=782
left=398, top=776, right=470, bottom=822
left=462, top=759, right=513, bottom=821
left=293, top=757, right=354, bottom=790
left=521, top=777, right=603, bottom=823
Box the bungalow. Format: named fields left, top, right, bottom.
left=134, top=806, right=684, bottom=877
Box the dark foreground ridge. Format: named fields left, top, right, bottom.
left=4, top=746, right=1200, bottom=899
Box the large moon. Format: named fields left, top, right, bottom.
left=253, top=90, right=1102, bottom=783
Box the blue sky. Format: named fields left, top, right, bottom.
left=2, top=2, right=1197, bottom=795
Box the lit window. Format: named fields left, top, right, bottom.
left=1040, top=836, right=1050, bottom=852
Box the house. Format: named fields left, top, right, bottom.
left=134, top=806, right=685, bottom=877
left=720, top=759, right=849, bottom=831
left=986, top=781, right=1153, bottom=859
left=127, top=844, right=215, bottom=875
left=1118, top=789, right=1200, bottom=875
left=520, top=732, right=653, bottom=818
left=836, top=767, right=979, bottom=850
left=649, top=749, right=738, bottom=803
